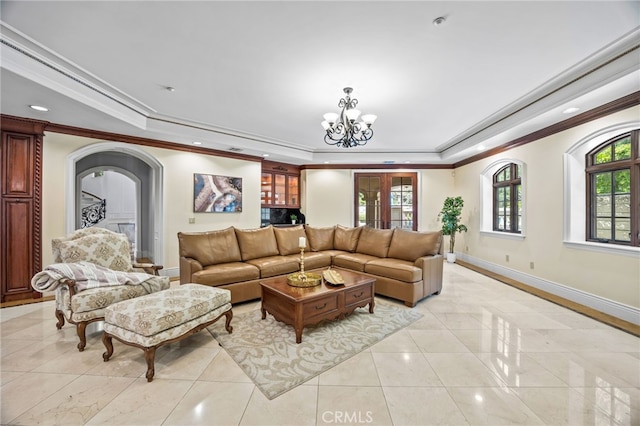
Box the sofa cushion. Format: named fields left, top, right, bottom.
left=305, top=225, right=335, bottom=251
left=273, top=225, right=307, bottom=255
left=333, top=225, right=362, bottom=252
left=178, top=227, right=241, bottom=266
left=356, top=227, right=394, bottom=258
left=365, top=258, right=422, bottom=283
left=246, top=256, right=300, bottom=278
left=387, top=229, right=442, bottom=262
left=333, top=252, right=379, bottom=272
left=192, top=262, right=260, bottom=286
left=56, top=233, right=132, bottom=272
left=235, top=226, right=279, bottom=261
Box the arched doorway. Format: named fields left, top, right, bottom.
left=66, top=143, right=164, bottom=264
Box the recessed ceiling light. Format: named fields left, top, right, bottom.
left=263, top=154, right=270, bottom=157
left=29, top=105, right=48, bottom=112
left=563, top=107, right=580, bottom=114
left=166, top=86, right=176, bottom=92
left=192, top=141, right=202, bottom=145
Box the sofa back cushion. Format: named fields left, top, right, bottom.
left=273, top=225, right=307, bottom=255
left=333, top=225, right=362, bottom=252
left=305, top=225, right=335, bottom=251
left=178, top=227, right=241, bottom=266
left=55, top=232, right=133, bottom=272
left=387, top=229, right=442, bottom=261
left=356, top=227, right=394, bottom=258
left=235, top=225, right=279, bottom=261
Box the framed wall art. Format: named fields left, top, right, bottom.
left=193, top=173, right=243, bottom=213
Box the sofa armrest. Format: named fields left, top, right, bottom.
left=180, top=256, right=203, bottom=284
left=414, top=254, right=444, bottom=296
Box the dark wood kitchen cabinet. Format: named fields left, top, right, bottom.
left=261, top=160, right=300, bottom=208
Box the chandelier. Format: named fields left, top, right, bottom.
left=321, top=87, right=377, bottom=148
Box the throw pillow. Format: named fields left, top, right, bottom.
left=333, top=225, right=363, bottom=252
left=57, top=232, right=133, bottom=272
left=305, top=225, right=335, bottom=251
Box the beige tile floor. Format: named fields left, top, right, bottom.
left=1, top=263, right=638, bottom=425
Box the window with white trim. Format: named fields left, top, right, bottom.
left=480, top=159, right=525, bottom=237
left=586, top=131, right=638, bottom=246
left=563, top=122, right=639, bottom=254
left=493, top=163, right=522, bottom=233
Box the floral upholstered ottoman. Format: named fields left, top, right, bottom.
left=101, top=284, right=233, bottom=382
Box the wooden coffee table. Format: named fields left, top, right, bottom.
left=260, top=269, right=375, bottom=343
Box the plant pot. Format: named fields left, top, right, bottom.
left=291, top=220, right=297, bottom=224
left=446, top=253, right=456, bottom=263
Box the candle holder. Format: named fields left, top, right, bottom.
left=287, top=247, right=322, bottom=287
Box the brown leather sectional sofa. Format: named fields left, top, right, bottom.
left=178, top=225, right=444, bottom=307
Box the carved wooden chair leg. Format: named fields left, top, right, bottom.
left=55, top=310, right=65, bottom=329
left=102, top=332, right=114, bottom=361
left=144, top=347, right=156, bottom=382
left=76, top=322, right=88, bottom=352
left=224, top=310, right=234, bottom=333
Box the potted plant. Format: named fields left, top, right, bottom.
left=290, top=214, right=297, bottom=224
left=438, top=196, right=468, bottom=263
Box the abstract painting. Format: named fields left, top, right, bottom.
left=193, top=173, right=242, bottom=212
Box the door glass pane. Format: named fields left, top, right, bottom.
left=390, top=176, right=414, bottom=229
left=288, top=176, right=299, bottom=206
left=261, top=173, right=272, bottom=205
left=358, top=176, right=381, bottom=228
left=274, top=174, right=285, bottom=205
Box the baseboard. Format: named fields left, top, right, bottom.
left=456, top=253, right=640, bottom=335
left=162, top=267, right=180, bottom=279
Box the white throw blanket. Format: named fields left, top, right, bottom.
left=31, top=261, right=161, bottom=293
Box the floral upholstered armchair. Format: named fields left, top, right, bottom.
left=38, top=227, right=169, bottom=351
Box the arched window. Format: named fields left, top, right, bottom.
left=493, top=163, right=522, bottom=233
left=586, top=131, right=638, bottom=246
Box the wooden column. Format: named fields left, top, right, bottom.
left=1, top=115, right=46, bottom=302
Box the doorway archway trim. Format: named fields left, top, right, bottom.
left=66, top=142, right=164, bottom=266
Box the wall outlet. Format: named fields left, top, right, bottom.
left=188, top=217, right=195, bottom=224
left=505, top=254, right=509, bottom=262
left=530, top=261, right=534, bottom=269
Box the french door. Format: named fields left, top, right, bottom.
left=354, top=172, right=417, bottom=230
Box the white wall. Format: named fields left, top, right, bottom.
left=454, top=106, right=640, bottom=312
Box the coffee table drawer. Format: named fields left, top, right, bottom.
left=345, top=285, right=374, bottom=309
left=302, top=294, right=339, bottom=320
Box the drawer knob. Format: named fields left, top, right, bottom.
left=316, top=303, right=327, bottom=310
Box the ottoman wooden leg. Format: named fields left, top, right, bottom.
left=144, top=347, right=156, bottom=382
left=224, top=309, right=233, bottom=334
left=102, top=332, right=114, bottom=361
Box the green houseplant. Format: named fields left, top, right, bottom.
left=290, top=214, right=297, bottom=224
left=438, top=196, right=468, bottom=263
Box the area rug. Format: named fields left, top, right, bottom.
left=207, top=302, right=423, bottom=399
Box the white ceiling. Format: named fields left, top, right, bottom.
left=1, top=1, right=639, bottom=165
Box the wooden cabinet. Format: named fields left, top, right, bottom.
left=261, top=161, right=300, bottom=207
left=1, top=116, right=44, bottom=302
